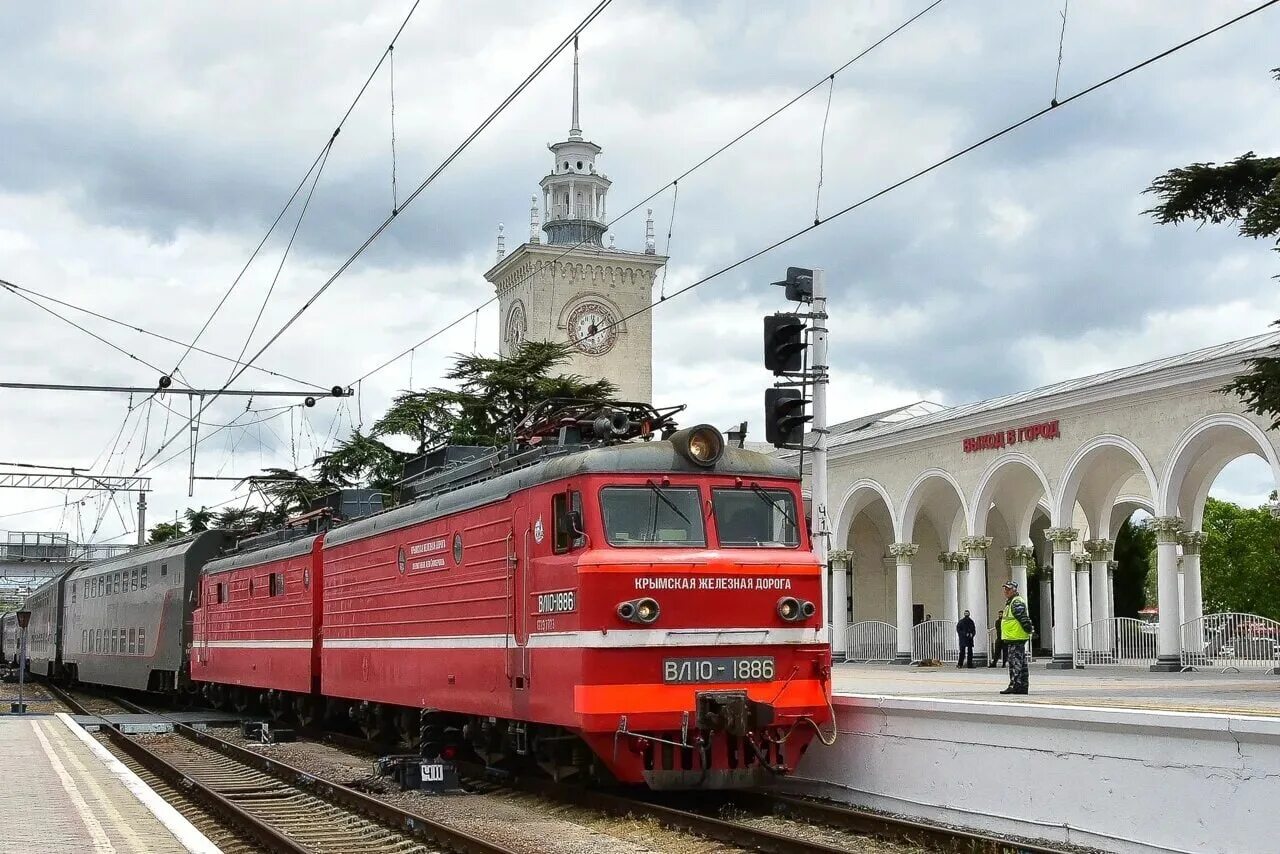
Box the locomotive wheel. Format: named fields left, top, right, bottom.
left=395, top=709, right=421, bottom=749
left=294, top=696, right=321, bottom=728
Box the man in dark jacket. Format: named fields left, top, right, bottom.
left=956, top=610, right=976, bottom=668
left=999, top=581, right=1035, bottom=695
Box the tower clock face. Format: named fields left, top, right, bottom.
left=567, top=300, right=618, bottom=356
left=505, top=301, right=527, bottom=347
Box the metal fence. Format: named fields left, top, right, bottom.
left=1181, top=613, right=1280, bottom=673
left=912, top=619, right=957, bottom=664
left=847, top=621, right=896, bottom=664
left=1074, top=618, right=1157, bottom=667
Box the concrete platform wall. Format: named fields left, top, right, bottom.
left=791, top=694, right=1280, bottom=854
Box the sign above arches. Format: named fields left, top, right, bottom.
left=963, top=420, right=1061, bottom=454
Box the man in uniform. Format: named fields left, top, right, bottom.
left=999, top=581, right=1034, bottom=695
left=956, top=610, right=976, bottom=668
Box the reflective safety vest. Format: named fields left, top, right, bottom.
left=1000, top=595, right=1031, bottom=642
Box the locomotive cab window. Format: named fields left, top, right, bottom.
left=712, top=487, right=800, bottom=548
left=553, top=491, right=586, bottom=553
left=600, top=485, right=705, bottom=547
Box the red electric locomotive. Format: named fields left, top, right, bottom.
left=192, top=402, right=834, bottom=789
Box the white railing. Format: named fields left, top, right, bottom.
left=1074, top=618, right=1157, bottom=667
left=847, top=621, right=896, bottom=664
left=912, top=619, right=957, bottom=664
left=1181, top=613, right=1280, bottom=673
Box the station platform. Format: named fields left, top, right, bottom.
left=793, top=663, right=1280, bottom=854
left=831, top=661, right=1280, bottom=717
left=0, top=712, right=219, bottom=853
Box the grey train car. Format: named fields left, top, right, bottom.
left=61, top=531, right=226, bottom=692
left=1, top=611, right=19, bottom=668
left=24, top=568, right=77, bottom=677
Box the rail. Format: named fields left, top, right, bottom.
left=1181, top=612, right=1280, bottom=673
left=46, top=684, right=517, bottom=854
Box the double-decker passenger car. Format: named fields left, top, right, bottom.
left=1, top=611, right=20, bottom=668
left=24, top=570, right=74, bottom=677
left=61, top=531, right=225, bottom=691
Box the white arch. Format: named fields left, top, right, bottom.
left=970, top=452, right=1054, bottom=540
left=898, top=468, right=970, bottom=546
left=1054, top=434, right=1159, bottom=533
left=833, top=478, right=898, bottom=547
left=1159, top=412, right=1280, bottom=523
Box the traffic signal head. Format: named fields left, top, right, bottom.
left=765, top=387, right=811, bottom=447
left=764, top=313, right=807, bottom=374
left=772, top=267, right=814, bottom=303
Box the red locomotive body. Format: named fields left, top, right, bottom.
left=192, top=533, right=323, bottom=709
left=191, top=419, right=834, bottom=788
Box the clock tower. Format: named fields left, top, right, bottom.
left=484, top=39, right=666, bottom=404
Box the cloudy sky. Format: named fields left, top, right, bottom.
left=2, top=0, right=1278, bottom=544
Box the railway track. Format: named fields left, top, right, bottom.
left=45, top=684, right=519, bottom=854
left=50, top=685, right=1077, bottom=853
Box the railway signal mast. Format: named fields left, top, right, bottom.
left=764, top=267, right=834, bottom=659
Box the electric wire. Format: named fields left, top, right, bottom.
left=0, top=281, right=191, bottom=386
left=1052, top=0, right=1071, bottom=106
left=555, top=0, right=1280, bottom=353
left=347, top=0, right=945, bottom=386
left=138, top=0, right=615, bottom=473
left=169, top=0, right=425, bottom=379
left=0, top=277, right=327, bottom=390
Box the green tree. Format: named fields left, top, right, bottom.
left=184, top=506, right=213, bottom=533
left=372, top=341, right=617, bottom=450
left=147, top=520, right=186, bottom=544
left=1200, top=497, right=1280, bottom=620
left=1113, top=517, right=1154, bottom=618
left=314, top=431, right=405, bottom=494
left=214, top=506, right=257, bottom=533
left=1144, top=68, right=1280, bottom=425
left=246, top=468, right=330, bottom=514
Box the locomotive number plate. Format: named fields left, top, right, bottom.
left=663, top=656, right=775, bottom=684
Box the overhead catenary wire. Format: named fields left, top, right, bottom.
left=0, top=281, right=191, bottom=387
left=138, top=0, right=615, bottom=474
left=814, top=74, right=836, bottom=224
left=556, top=0, right=1280, bottom=355
left=1052, top=0, right=1071, bottom=106
left=169, top=0, right=426, bottom=380
left=0, top=277, right=327, bottom=390
left=348, top=0, right=946, bottom=387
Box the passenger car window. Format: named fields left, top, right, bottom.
left=141, top=567, right=148, bottom=589
left=131, top=569, right=138, bottom=591
left=600, top=485, right=705, bottom=547
left=138, top=628, right=145, bottom=656
left=271, top=573, right=284, bottom=597
left=712, top=487, right=800, bottom=548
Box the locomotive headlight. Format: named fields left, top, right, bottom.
left=670, top=424, right=725, bottom=468
left=618, top=597, right=660, bottom=624
left=777, top=596, right=814, bottom=622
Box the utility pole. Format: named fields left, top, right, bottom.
left=136, top=491, right=147, bottom=547
left=809, top=269, right=831, bottom=651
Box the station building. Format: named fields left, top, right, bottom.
left=803, top=332, right=1280, bottom=670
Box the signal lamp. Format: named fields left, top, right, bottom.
left=618, top=597, right=660, bottom=624
left=670, top=424, right=725, bottom=467
left=777, top=597, right=814, bottom=622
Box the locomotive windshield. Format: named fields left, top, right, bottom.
left=712, top=487, right=800, bottom=548
left=600, top=485, right=706, bottom=547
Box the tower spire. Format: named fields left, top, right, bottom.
left=569, top=37, right=582, bottom=141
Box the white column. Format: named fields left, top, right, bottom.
left=1073, top=554, right=1093, bottom=656
left=1046, top=528, right=1079, bottom=668
left=1180, top=532, right=1205, bottom=655
left=1039, top=574, right=1054, bottom=655
left=829, top=552, right=849, bottom=662
left=890, top=543, right=918, bottom=664
left=569, top=179, right=576, bottom=217
left=962, top=536, right=993, bottom=666
left=590, top=185, right=597, bottom=222
left=940, top=552, right=959, bottom=622
left=1178, top=560, right=1186, bottom=624
left=1106, top=561, right=1116, bottom=623
left=1005, top=545, right=1032, bottom=596
left=1150, top=516, right=1184, bottom=670
left=1086, top=538, right=1113, bottom=655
